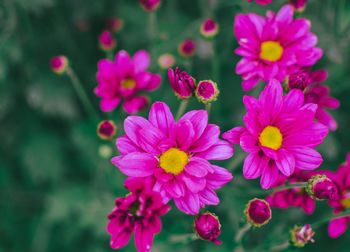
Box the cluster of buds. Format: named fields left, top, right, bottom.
left=50, top=55, right=69, bottom=75
left=97, top=120, right=117, bottom=140
left=290, top=224, right=315, bottom=247
left=244, top=198, right=272, bottom=227
left=194, top=212, right=222, bottom=245
left=306, top=174, right=338, bottom=200
left=98, top=30, right=116, bottom=52
left=139, top=0, right=161, bottom=12
left=200, top=18, right=219, bottom=39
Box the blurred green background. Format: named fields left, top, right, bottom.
left=1, top=0, right=350, bottom=251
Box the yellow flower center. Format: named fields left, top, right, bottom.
left=259, top=126, right=283, bottom=150
left=121, top=78, right=136, bottom=89
left=341, top=194, right=350, bottom=208
left=159, top=148, right=189, bottom=175
left=260, top=41, right=284, bottom=62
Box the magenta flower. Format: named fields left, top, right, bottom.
left=112, top=101, right=233, bottom=215
left=107, top=177, right=170, bottom=251
left=244, top=198, right=272, bottom=227
left=288, top=69, right=340, bottom=131
left=247, top=0, right=272, bottom=4
left=306, top=174, right=338, bottom=200
left=324, top=153, right=350, bottom=238
left=140, top=0, right=161, bottom=12
left=178, top=39, right=196, bottom=58
left=194, top=212, right=222, bottom=244
left=200, top=18, right=219, bottom=39
left=195, top=80, right=220, bottom=104
left=223, top=79, right=328, bottom=189
left=95, top=50, right=161, bottom=114
left=99, top=30, right=117, bottom=51
left=266, top=170, right=316, bottom=214
left=97, top=120, right=117, bottom=140
left=234, top=5, right=322, bottom=91
left=168, top=67, right=196, bottom=99
left=50, top=55, right=69, bottom=74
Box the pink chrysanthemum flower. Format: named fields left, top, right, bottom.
left=234, top=5, right=322, bottom=91
left=288, top=69, right=340, bottom=131
left=324, top=153, right=350, bottom=238
left=266, top=170, right=315, bottom=214
left=112, top=101, right=234, bottom=215
left=107, top=177, right=170, bottom=252
left=95, top=50, right=161, bottom=114
left=223, top=79, right=328, bottom=189
left=247, top=0, right=272, bottom=5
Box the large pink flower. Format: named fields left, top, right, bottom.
left=223, top=79, right=328, bottom=189
left=324, top=153, right=350, bottom=238
left=234, top=5, right=322, bottom=91
left=288, top=69, right=340, bottom=131
left=112, top=101, right=234, bottom=215
left=266, top=170, right=315, bottom=214
left=107, top=177, right=170, bottom=251
left=95, top=50, right=161, bottom=114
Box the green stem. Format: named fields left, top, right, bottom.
left=148, top=12, right=157, bottom=47
left=176, top=99, right=189, bottom=120
left=271, top=182, right=307, bottom=193
left=235, top=223, right=251, bottom=243
left=313, top=209, right=350, bottom=228
left=211, top=40, right=219, bottom=82
left=169, top=233, right=198, bottom=244
left=66, top=67, right=99, bottom=120
left=269, top=241, right=290, bottom=252
left=106, top=50, right=114, bottom=60
left=205, top=103, right=211, bottom=118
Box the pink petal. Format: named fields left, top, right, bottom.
left=195, top=140, right=234, bottom=160
left=133, top=50, right=150, bottom=72
left=240, top=131, right=259, bottom=153
left=275, top=149, right=295, bottom=176
left=316, top=108, right=338, bottom=131
left=148, top=101, right=175, bottom=136
left=124, top=115, right=158, bottom=145
left=190, top=124, right=220, bottom=153
left=199, top=189, right=220, bottom=206
left=185, top=157, right=210, bottom=177
left=289, top=146, right=323, bottom=170
left=164, top=178, right=185, bottom=198
left=182, top=174, right=206, bottom=193
left=206, top=165, right=233, bottom=189
left=260, top=162, right=279, bottom=189
left=123, top=96, right=149, bottom=114
left=174, top=120, right=195, bottom=151
left=136, top=128, right=162, bottom=155
left=243, top=153, right=266, bottom=179
left=111, top=153, right=157, bottom=177
left=116, top=135, right=142, bottom=155
left=259, top=79, right=283, bottom=119
left=242, top=77, right=260, bottom=92
left=222, top=126, right=246, bottom=145
left=179, top=110, right=208, bottom=141
left=100, top=97, right=121, bottom=112
left=328, top=217, right=349, bottom=238
left=134, top=223, right=154, bottom=252
left=110, top=229, right=133, bottom=250
left=282, top=89, right=304, bottom=112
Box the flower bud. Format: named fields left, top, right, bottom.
left=244, top=198, right=271, bottom=227
left=195, top=80, right=219, bottom=104
left=290, top=224, right=314, bottom=247
left=168, top=67, right=196, bottom=99
left=98, top=144, right=113, bottom=159
left=200, top=18, right=219, bottom=39
left=99, top=30, right=116, bottom=52
left=158, top=53, right=175, bottom=70
left=50, top=56, right=69, bottom=74
left=287, top=70, right=310, bottom=91
left=306, top=174, right=338, bottom=201
left=106, top=17, right=124, bottom=33
left=289, top=0, right=308, bottom=13
left=139, top=0, right=161, bottom=12
left=194, top=212, right=222, bottom=245
left=97, top=120, right=117, bottom=140
left=178, top=39, right=196, bottom=58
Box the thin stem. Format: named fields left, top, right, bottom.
left=313, top=209, right=350, bottom=228
left=205, top=103, right=211, bottom=117
left=271, top=182, right=307, bottom=193
left=235, top=223, right=251, bottom=243
left=269, top=241, right=290, bottom=252
left=176, top=99, right=189, bottom=120
left=66, top=67, right=99, bottom=120
left=211, top=40, right=219, bottom=82
left=169, top=233, right=198, bottom=244
left=148, top=12, right=157, bottom=46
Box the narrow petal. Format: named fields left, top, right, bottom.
left=185, top=157, right=210, bottom=177
left=100, top=97, right=121, bottom=112
left=243, top=153, right=266, bottom=179
left=206, top=165, right=233, bottom=189
left=182, top=174, right=206, bottom=193
left=275, top=149, right=295, bottom=176
left=164, top=179, right=185, bottom=198
left=260, top=162, right=279, bottom=189
left=283, top=89, right=304, bottom=112
left=328, top=217, right=349, bottom=238
left=116, top=135, right=142, bottom=155
left=222, top=127, right=246, bottom=144
left=148, top=101, right=175, bottom=136
left=179, top=110, right=208, bottom=141
left=195, top=140, right=234, bottom=160
left=110, top=229, right=133, bottom=250
left=133, top=50, right=150, bottom=72
left=190, top=124, right=220, bottom=153
left=134, top=223, right=154, bottom=252
left=111, top=153, right=157, bottom=177
left=289, top=147, right=323, bottom=170
left=174, top=120, right=195, bottom=151
left=122, top=96, right=149, bottom=114
left=199, top=189, right=220, bottom=206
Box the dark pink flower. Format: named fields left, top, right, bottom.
left=50, top=55, right=69, bottom=74
left=247, top=0, right=272, bottom=4
left=234, top=5, right=322, bottom=91
left=195, top=80, right=219, bottom=104
left=99, top=30, right=117, bottom=51
left=200, top=18, right=219, bottom=39
left=288, top=69, right=340, bottom=131
left=112, top=102, right=233, bottom=215
left=95, top=50, right=161, bottom=114
left=290, top=224, right=315, bottom=247
left=266, top=170, right=315, bottom=214
left=244, top=198, right=272, bottom=227
left=223, top=79, right=328, bottom=189
left=140, top=0, right=161, bottom=12
left=106, top=17, right=124, bottom=33
left=194, top=212, right=222, bottom=244
left=289, top=0, right=308, bottom=12
left=323, top=153, right=350, bottom=238
left=97, top=120, right=117, bottom=140
left=107, top=177, right=170, bottom=251
left=178, top=39, right=196, bottom=58
left=168, top=67, right=196, bottom=99
left=306, top=174, right=338, bottom=200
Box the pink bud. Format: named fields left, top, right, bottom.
left=106, top=17, right=124, bottom=33
left=97, top=120, right=117, bottom=140
left=244, top=198, right=272, bottom=227
left=50, top=56, right=69, bottom=74
left=98, top=30, right=116, bottom=51
left=195, top=80, right=219, bottom=104
left=139, top=0, right=161, bottom=12
left=158, top=53, right=175, bottom=69
left=200, top=18, right=219, bottom=39
left=168, top=67, right=196, bottom=99
left=290, top=224, right=315, bottom=247
left=289, top=0, right=308, bottom=12
left=178, top=39, right=196, bottom=58
left=194, top=212, right=222, bottom=245
left=306, top=174, right=339, bottom=201
left=287, top=70, right=310, bottom=91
